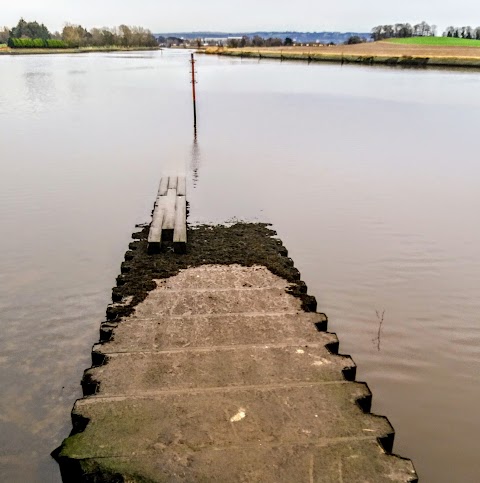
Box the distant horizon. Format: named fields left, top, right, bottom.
left=154, top=30, right=372, bottom=36
left=0, top=20, right=473, bottom=37
left=3, top=0, right=480, bottom=36
left=3, top=20, right=476, bottom=38
left=154, top=29, right=371, bottom=34
left=3, top=18, right=382, bottom=34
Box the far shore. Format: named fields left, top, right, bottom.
left=202, top=42, right=480, bottom=69
left=0, top=46, right=161, bottom=56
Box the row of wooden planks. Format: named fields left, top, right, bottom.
left=148, top=176, right=187, bottom=254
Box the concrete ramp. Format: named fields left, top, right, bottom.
left=55, top=261, right=417, bottom=482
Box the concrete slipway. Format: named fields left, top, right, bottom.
left=54, top=223, right=417, bottom=482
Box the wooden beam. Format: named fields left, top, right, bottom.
left=157, top=178, right=169, bottom=197
left=150, top=175, right=187, bottom=253
left=168, top=176, right=178, bottom=190
left=174, top=195, right=187, bottom=254
left=161, top=189, right=177, bottom=241
left=177, top=176, right=186, bottom=196
left=147, top=207, right=164, bottom=253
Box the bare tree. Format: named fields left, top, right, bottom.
left=464, top=26, right=474, bottom=39
left=119, top=25, right=133, bottom=46
left=251, top=35, right=265, bottom=47
left=227, top=38, right=239, bottom=48
left=0, top=26, right=9, bottom=44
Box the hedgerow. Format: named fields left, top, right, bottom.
left=7, top=38, right=69, bottom=48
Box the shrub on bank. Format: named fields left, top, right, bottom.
left=45, top=39, right=68, bottom=48
left=7, top=37, right=69, bottom=48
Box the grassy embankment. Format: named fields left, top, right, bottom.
left=204, top=37, right=480, bottom=68
left=0, top=45, right=160, bottom=55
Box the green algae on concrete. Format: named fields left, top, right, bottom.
left=109, top=223, right=315, bottom=322
left=54, top=223, right=417, bottom=482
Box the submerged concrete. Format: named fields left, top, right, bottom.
left=54, top=224, right=417, bottom=482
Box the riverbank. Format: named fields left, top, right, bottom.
left=54, top=221, right=417, bottom=482
left=0, top=45, right=161, bottom=55
left=203, top=41, right=480, bottom=68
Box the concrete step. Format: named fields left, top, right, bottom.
left=85, top=344, right=355, bottom=397
left=133, top=286, right=302, bottom=318
left=95, top=312, right=329, bottom=354
left=64, top=383, right=392, bottom=459
left=56, top=263, right=417, bottom=482
left=154, top=264, right=292, bottom=290
left=59, top=440, right=416, bottom=482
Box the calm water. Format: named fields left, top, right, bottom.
left=1, top=50, right=479, bottom=482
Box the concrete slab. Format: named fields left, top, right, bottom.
left=85, top=345, right=355, bottom=396
left=59, top=441, right=416, bottom=483
left=56, top=263, right=417, bottom=481
left=64, top=383, right=391, bottom=457
left=95, top=312, right=328, bottom=354
left=133, top=286, right=300, bottom=318
left=154, top=264, right=292, bottom=290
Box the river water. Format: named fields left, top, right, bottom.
left=0, top=50, right=479, bottom=482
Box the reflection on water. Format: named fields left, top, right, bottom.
left=190, top=136, right=201, bottom=187
left=1, top=50, right=480, bottom=482
left=24, top=71, right=55, bottom=112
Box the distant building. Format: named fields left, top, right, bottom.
left=202, top=36, right=243, bottom=47
left=203, top=36, right=242, bottom=42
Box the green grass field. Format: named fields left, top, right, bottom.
left=388, top=37, right=480, bottom=47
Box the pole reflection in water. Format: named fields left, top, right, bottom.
left=190, top=135, right=201, bottom=188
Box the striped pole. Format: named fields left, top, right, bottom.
left=190, top=53, right=197, bottom=134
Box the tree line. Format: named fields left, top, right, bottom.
left=444, top=26, right=480, bottom=39
left=7, top=38, right=67, bottom=49
left=371, top=21, right=480, bottom=41
left=371, top=22, right=437, bottom=40
left=226, top=36, right=293, bottom=48
left=0, top=18, right=158, bottom=48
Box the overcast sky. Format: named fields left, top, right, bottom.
left=2, top=1, right=479, bottom=33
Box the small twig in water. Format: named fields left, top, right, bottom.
left=372, top=309, right=385, bottom=351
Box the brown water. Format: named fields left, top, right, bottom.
left=1, top=50, right=479, bottom=482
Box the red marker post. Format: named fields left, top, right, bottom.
left=190, top=53, right=197, bottom=134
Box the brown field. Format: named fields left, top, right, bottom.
left=206, top=42, right=480, bottom=68
left=204, top=41, right=480, bottom=68
left=211, top=41, right=480, bottom=59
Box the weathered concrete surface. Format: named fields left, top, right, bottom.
left=56, top=263, right=417, bottom=482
